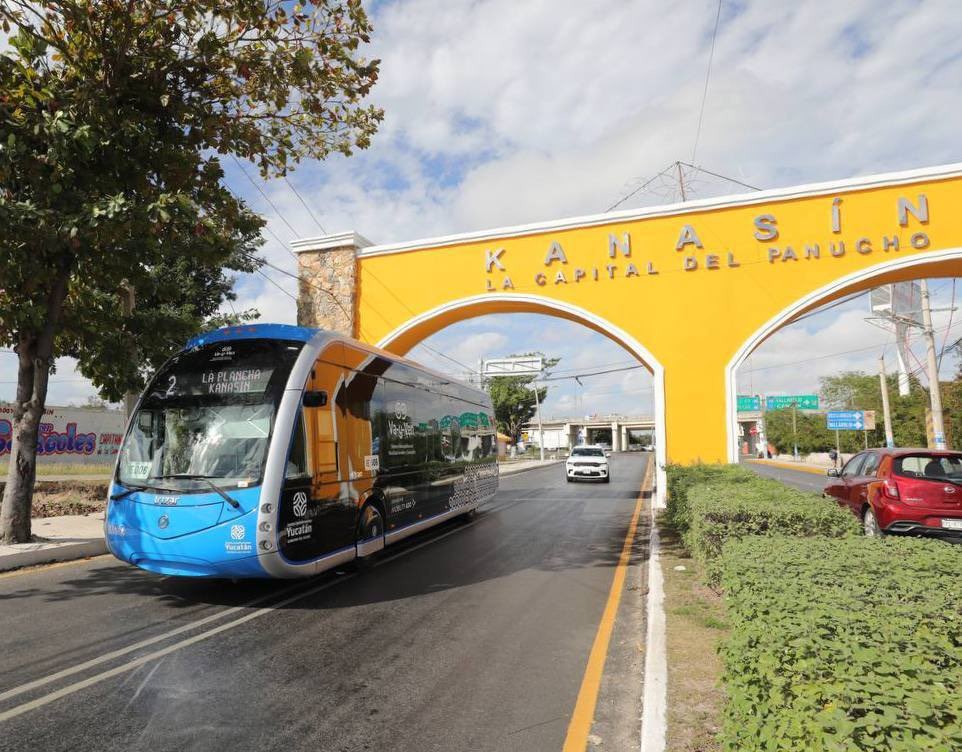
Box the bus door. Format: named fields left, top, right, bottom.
left=278, top=343, right=355, bottom=562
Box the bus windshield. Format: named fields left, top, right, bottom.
left=117, top=339, right=304, bottom=492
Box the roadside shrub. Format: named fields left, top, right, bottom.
left=718, top=536, right=962, bottom=751
left=685, top=476, right=858, bottom=584
left=664, top=463, right=755, bottom=535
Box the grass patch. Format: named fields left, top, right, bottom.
left=661, top=517, right=727, bottom=752
left=0, top=480, right=108, bottom=518
left=35, top=463, right=113, bottom=477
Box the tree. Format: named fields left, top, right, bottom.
left=485, top=355, right=560, bottom=441
left=764, top=370, right=960, bottom=455
left=0, top=1, right=382, bottom=542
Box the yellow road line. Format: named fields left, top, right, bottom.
left=562, top=459, right=651, bottom=752
left=744, top=459, right=831, bottom=476
left=0, top=554, right=112, bottom=580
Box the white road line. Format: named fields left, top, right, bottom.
left=0, top=578, right=310, bottom=705
left=0, top=464, right=646, bottom=724
left=0, top=502, right=499, bottom=723
left=0, top=574, right=354, bottom=724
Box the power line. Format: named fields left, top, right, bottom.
left=542, top=364, right=645, bottom=382
left=284, top=175, right=327, bottom=235
left=676, top=161, right=760, bottom=192
left=691, top=0, right=722, bottom=164
left=604, top=161, right=678, bottom=212
left=256, top=268, right=297, bottom=302
left=230, top=155, right=303, bottom=239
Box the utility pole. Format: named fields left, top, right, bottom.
left=920, top=279, right=947, bottom=449
left=676, top=161, right=687, bottom=202
left=792, top=399, right=799, bottom=461
left=878, top=354, right=895, bottom=448
left=532, top=379, right=545, bottom=462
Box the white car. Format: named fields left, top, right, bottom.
left=565, top=445, right=610, bottom=483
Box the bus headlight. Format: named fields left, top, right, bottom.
left=261, top=503, right=273, bottom=514
left=259, top=521, right=272, bottom=532
left=259, top=540, right=273, bottom=551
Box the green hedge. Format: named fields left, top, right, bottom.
left=664, top=463, right=755, bottom=535
left=684, top=475, right=858, bottom=584
left=718, top=536, right=962, bottom=751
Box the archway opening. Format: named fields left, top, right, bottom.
left=374, top=295, right=666, bottom=503
left=729, top=252, right=962, bottom=466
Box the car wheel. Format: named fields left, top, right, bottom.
left=863, top=507, right=882, bottom=537
left=566, top=476, right=573, bottom=483
left=603, top=476, right=610, bottom=483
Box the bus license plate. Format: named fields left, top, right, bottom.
left=941, top=519, right=962, bottom=530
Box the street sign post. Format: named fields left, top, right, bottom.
left=766, top=395, right=819, bottom=410
left=826, top=410, right=867, bottom=430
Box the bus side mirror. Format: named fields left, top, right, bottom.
left=303, top=390, right=328, bottom=408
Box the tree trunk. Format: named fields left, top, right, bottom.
left=0, top=269, right=70, bottom=544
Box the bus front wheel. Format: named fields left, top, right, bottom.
left=358, top=503, right=384, bottom=541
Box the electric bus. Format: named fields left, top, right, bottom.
left=105, top=324, right=499, bottom=578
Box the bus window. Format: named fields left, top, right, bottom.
left=286, top=410, right=309, bottom=479
left=313, top=408, right=338, bottom=475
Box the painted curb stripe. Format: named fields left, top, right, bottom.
left=561, top=459, right=650, bottom=752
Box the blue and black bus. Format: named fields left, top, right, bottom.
left=105, top=324, right=499, bottom=578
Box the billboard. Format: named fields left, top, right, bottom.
left=870, top=282, right=922, bottom=325
left=0, top=403, right=125, bottom=465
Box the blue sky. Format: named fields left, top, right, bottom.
left=3, top=0, right=962, bottom=412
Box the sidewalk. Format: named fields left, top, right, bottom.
left=0, top=512, right=107, bottom=573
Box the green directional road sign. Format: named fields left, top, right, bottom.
left=766, top=394, right=819, bottom=410
left=737, top=395, right=761, bottom=411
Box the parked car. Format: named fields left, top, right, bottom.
left=824, top=448, right=962, bottom=539
left=565, top=445, right=610, bottom=483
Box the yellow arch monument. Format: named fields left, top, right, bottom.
left=294, top=163, right=962, bottom=501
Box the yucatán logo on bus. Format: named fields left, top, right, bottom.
left=225, top=523, right=253, bottom=554
left=283, top=491, right=314, bottom=544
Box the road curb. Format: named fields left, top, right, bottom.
left=639, top=460, right=667, bottom=752
left=497, top=459, right=563, bottom=477
left=745, top=459, right=830, bottom=476
left=0, top=539, right=107, bottom=573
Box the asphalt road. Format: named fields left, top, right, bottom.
left=742, top=460, right=832, bottom=494
left=0, top=453, right=651, bottom=752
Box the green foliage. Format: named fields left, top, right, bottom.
left=0, top=0, right=382, bottom=395
left=664, top=463, right=755, bottom=536
left=485, top=354, right=559, bottom=440
left=0, top=0, right=382, bottom=541
left=683, top=474, right=858, bottom=584
left=765, top=370, right=962, bottom=454
left=718, top=536, right=962, bottom=751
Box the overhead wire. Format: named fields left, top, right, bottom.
left=691, top=0, right=723, bottom=164
left=230, top=155, right=304, bottom=239
left=284, top=175, right=327, bottom=235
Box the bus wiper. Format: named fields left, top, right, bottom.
left=110, top=484, right=148, bottom=501
left=150, top=474, right=240, bottom=509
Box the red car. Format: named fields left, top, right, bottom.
left=825, top=448, right=962, bottom=539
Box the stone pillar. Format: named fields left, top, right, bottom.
left=611, top=421, right=620, bottom=452
left=292, top=231, right=372, bottom=335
